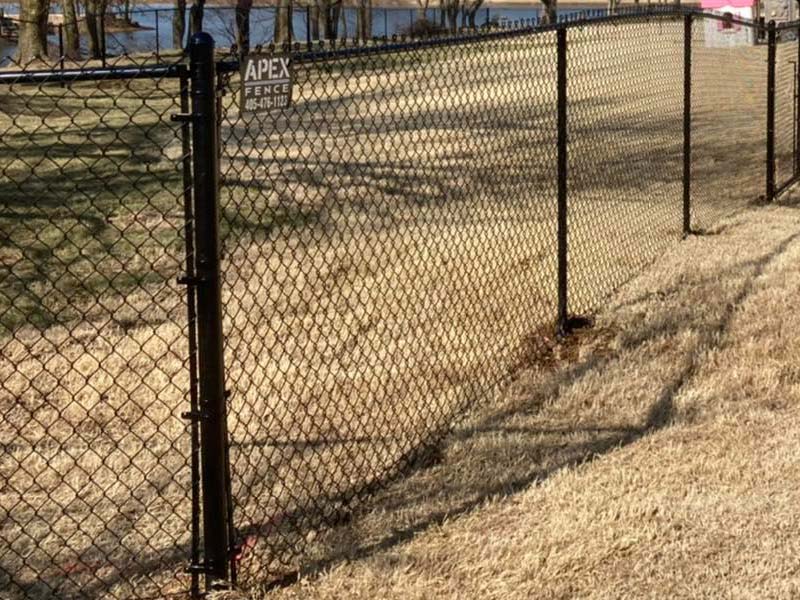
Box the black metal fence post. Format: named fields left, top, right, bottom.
left=557, top=26, right=568, bottom=334
left=188, top=31, right=231, bottom=590
left=683, top=13, right=691, bottom=235
left=796, top=22, right=800, bottom=177
left=766, top=20, right=776, bottom=202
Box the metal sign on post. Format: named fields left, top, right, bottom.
left=240, top=54, right=292, bottom=114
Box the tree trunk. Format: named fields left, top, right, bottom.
left=173, top=0, right=186, bottom=48
left=357, top=0, right=371, bottom=41
left=190, top=0, right=206, bottom=37
left=330, top=0, right=341, bottom=38
left=540, top=0, right=556, bottom=24
left=85, top=0, right=102, bottom=59
left=63, top=0, right=80, bottom=59
left=310, top=3, right=319, bottom=39
left=18, top=0, right=49, bottom=62
left=235, top=0, right=252, bottom=55
left=317, top=0, right=327, bottom=39
left=275, top=0, right=292, bottom=44
left=98, top=0, right=107, bottom=57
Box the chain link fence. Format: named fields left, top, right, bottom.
left=0, top=52, right=201, bottom=598
left=1, top=8, right=798, bottom=599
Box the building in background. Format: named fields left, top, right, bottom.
left=701, top=0, right=757, bottom=46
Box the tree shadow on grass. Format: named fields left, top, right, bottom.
left=240, top=224, right=800, bottom=590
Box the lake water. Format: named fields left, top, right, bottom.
left=0, top=3, right=612, bottom=62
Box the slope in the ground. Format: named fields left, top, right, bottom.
left=239, top=203, right=800, bottom=599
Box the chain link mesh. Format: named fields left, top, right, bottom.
left=0, top=49, right=197, bottom=598
left=567, top=18, right=684, bottom=315
left=217, top=29, right=560, bottom=583
left=775, top=32, right=798, bottom=191
left=691, top=15, right=767, bottom=229
left=1, top=8, right=798, bottom=598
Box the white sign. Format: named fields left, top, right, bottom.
left=240, top=55, right=292, bottom=114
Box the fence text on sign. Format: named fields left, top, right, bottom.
left=240, top=54, right=292, bottom=113
left=2, top=8, right=800, bottom=599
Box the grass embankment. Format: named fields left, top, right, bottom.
left=0, top=21, right=795, bottom=597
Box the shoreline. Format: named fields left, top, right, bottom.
left=0, top=0, right=702, bottom=9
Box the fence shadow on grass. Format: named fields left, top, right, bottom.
left=257, top=223, right=800, bottom=588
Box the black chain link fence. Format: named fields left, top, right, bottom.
left=0, top=52, right=202, bottom=598
left=1, top=8, right=798, bottom=599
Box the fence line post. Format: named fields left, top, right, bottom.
left=795, top=22, right=800, bottom=177
left=557, top=26, right=568, bottom=334
left=188, top=31, right=232, bottom=590
left=766, top=20, right=776, bottom=202
left=683, top=13, right=691, bottom=236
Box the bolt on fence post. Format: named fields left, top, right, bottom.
left=683, top=13, right=692, bottom=236
left=557, top=26, right=568, bottom=334
left=766, top=20, right=776, bottom=202
left=188, top=31, right=232, bottom=590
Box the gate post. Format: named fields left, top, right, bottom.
left=188, top=31, right=231, bottom=589
left=683, top=13, right=692, bottom=236
left=766, top=20, right=776, bottom=202
left=557, top=25, right=568, bottom=335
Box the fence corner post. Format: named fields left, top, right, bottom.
left=557, top=25, right=568, bottom=335
left=188, top=30, right=232, bottom=591
left=683, top=12, right=692, bottom=236
left=766, top=19, right=776, bottom=202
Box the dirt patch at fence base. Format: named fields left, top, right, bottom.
left=235, top=203, right=800, bottom=599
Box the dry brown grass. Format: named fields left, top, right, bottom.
left=0, top=18, right=797, bottom=598
left=231, top=200, right=800, bottom=600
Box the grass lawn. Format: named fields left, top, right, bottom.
left=0, top=16, right=797, bottom=598
left=245, top=201, right=800, bottom=599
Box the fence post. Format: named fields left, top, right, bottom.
left=188, top=31, right=232, bottom=590
left=796, top=22, right=800, bottom=177
left=557, top=26, right=568, bottom=334
left=766, top=20, right=776, bottom=202
left=683, top=13, right=691, bottom=236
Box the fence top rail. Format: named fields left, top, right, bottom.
left=0, top=62, right=186, bottom=85
left=217, top=7, right=784, bottom=72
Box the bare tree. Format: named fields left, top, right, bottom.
left=85, top=0, right=108, bottom=59
left=463, top=0, right=483, bottom=28
left=173, top=0, right=186, bottom=48
left=314, top=0, right=341, bottom=39
left=63, top=0, right=81, bottom=59
left=416, top=0, right=431, bottom=20
left=540, top=0, right=556, bottom=24
left=607, top=0, right=618, bottom=15
left=442, top=0, right=461, bottom=32
left=189, top=0, right=206, bottom=37
left=274, top=0, right=293, bottom=44
left=18, top=0, right=50, bottom=62
left=356, top=0, right=371, bottom=41
left=235, top=0, right=252, bottom=55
